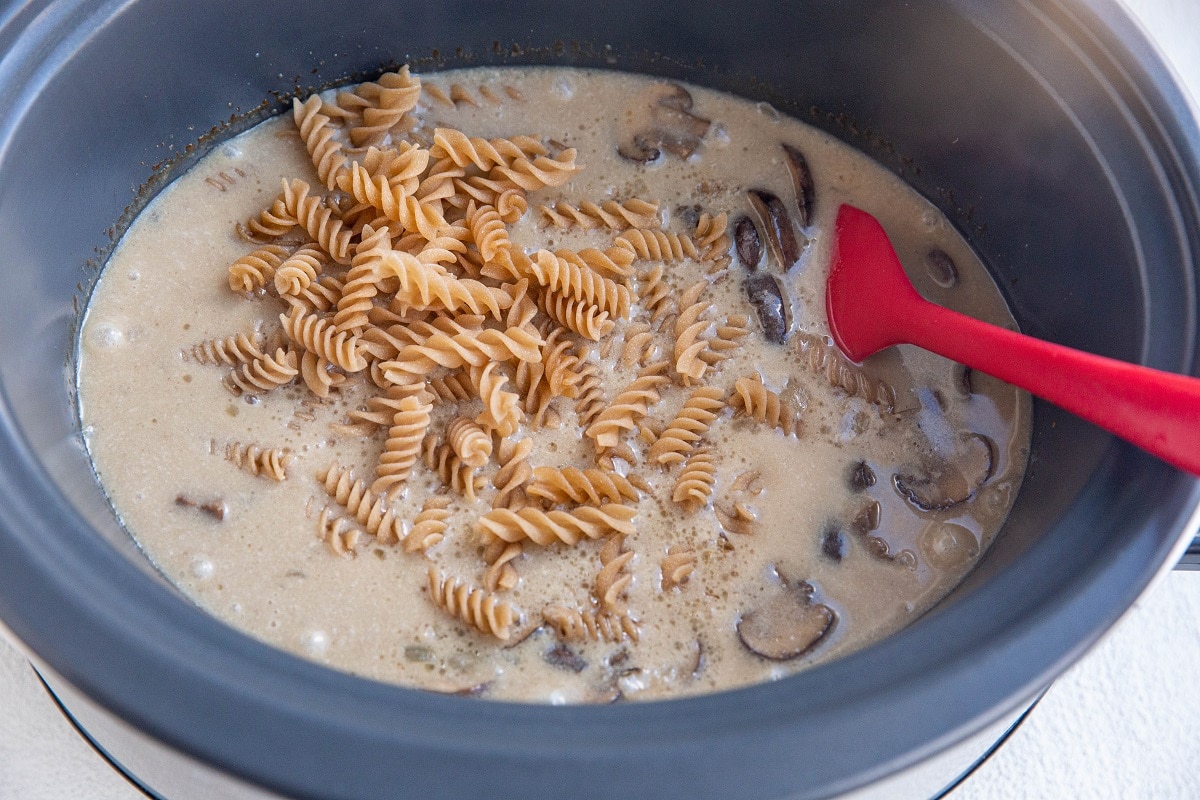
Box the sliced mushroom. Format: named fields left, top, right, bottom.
left=893, top=432, right=997, bottom=512
left=782, top=143, right=815, bottom=227
left=544, top=643, right=588, bottom=673
left=737, top=575, right=836, bottom=661
left=821, top=527, right=847, bottom=562
left=617, top=83, right=711, bottom=163
left=746, top=189, right=802, bottom=270
left=734, top=215, right=763, bottom=271
left=848, top=460, right=876, bottom=492
left=744, top=272, right=790, bottom=344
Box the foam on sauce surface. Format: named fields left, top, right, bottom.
left=78, top=67, right=1030, bottom=702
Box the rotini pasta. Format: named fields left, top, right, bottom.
left=536, top=198, right=660, bottom=231
left=446, top=416, right=492, bottom=468
left=292, top=95, right=347, bottom=190
left=228, top=245, right=290, bottom=293
left=672, top=448, right=718, bottom=512
left=730, top=374, right=802, bottom=436
left=474, top=504, right=638, bottom=547
left=648, top=385, right=725, bottom=466
left=317, top=463, right=405, bottom=544
left=527, top=467, right=640, bottom=506
left=372, top=394, right=433, bottom=496
left=223, top=441, right=291, bottom=481
left=404, top=495, right=451, bottom=553
left=585, top=361, right=669, bottom=449
left=427, top=567, right=518, bottom=641
left=542, top=606, right=640, bottom=644
left=594, top=533, right=633, bottom=612
left=660, top=546, right=696, bottom=590
left=224, top=347, right=299, bottom=395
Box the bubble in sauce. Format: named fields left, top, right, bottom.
left=304, top=630, right=329, bottom=656
left=755, top=102, right=781, bottom=123
left=551, top=77, right=575, bottom=100
left=918, top=522, right=979, bottom=569
left=90, top=322, right=125, bottom=349
left=190, top=557, right=214, bottom=580
left=709, top=122, right=731, bottom=148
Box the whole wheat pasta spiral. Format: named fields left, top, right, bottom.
left=672, top=448, right=718, bottom=512
left=273, top=244, right=328, bottom=296
left=317, top=463, right=405, bottom=544
left=335, top=381, right=430, bottom=436
left=492, top=436, right=533, bottom=510
left=381, top=250, right=513, bottom=320
left=703, top=314, right=750, bottom=365
left=415, top=156, right=465, bottom=203
left=336, top=161, right=447, bottom=241
left=380, top=325, right=543, bottom=382
left=474, top=504, right=638, bottom=547
left=404, top=495, right=451, bottom=553
left=730, top=374, right=802, bottom=436
left=333, top=224, right=393, bottom=334
left=674, top=280, right=713, bottom=384
left=224, top=347, right=299, bottom=395
left=494, top=188, right=528, bottom=224
left=240, top=193, right=296, bottom=241
left=228, top=244, right=290, bottom=293
left=694, top=211, right=732, bottom=272
left=425, top=440, right=483, bottom=501
left=317, top=506, right=361, bottom=558
left=487, top=149, right=580, bottom=192
left=360, top=143, right=429, bottom=193
left=427, top=371, right=475, bottom=403
left=470, top=362, right=522, bottom=437
left=224, top=441, right=290, bottom=481
left=299, top=351, right=345, bottom=398
left=281, top=179, right=353, bottom=265
left=539, top=291, right=615, bottom=341
left=483, top=541, right=522, bottom=592
left=615, top=228, right=699, bottom=263
left=648, top=386, right=725, bottom=465
left=430, top=128, right=547, bottom=171
left=527, top=467, right=640, bottom=506
left=595, top=534, right=633, bottom=612
left=715, top=500, right=758, bottom=535
left=282, top=275, right=344, bottom=315
left=573, top=357, right=606, bottom=428
left=620, top=321, right=656, bottom=368
left=466, top=202, right=514, bottom=269
left=536, top=198, right=660, bottom=231
left=372, top=394, right=433, bottom=495
left=529, top=249, right=632, bottom=318
left=660, top=546, right=696, bottom=590
left=187, top=330, right=265, bottom=366
left=585, top=361, right=670, bottom=449
left=280, top=307, right=367, bottom=372
left=543, top=606, right=640, bottom=644
left=292, top=96, right=347, bottom=190
left=637, top=265, right=674, bottom=324
left=346, top=67, right=422, bottom=147
left=446, top=416, right=493, bottom=467
left=795, top=333, right=898, bottom=412
left=426, top=567, right=518, bottom=641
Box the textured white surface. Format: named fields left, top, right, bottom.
left=0, top=1, right=1198, bottom=798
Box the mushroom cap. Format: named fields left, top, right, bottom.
left=737, top=577, right=836, bottom=661
left=893, top=432, right=997, bottom=512
left=617, top=82, right=712, bottom=163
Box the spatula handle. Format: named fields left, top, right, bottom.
left=904, top=302, right=1200, bottom=476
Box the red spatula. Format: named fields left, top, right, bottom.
left=827, top=203, right=1200, bottom=476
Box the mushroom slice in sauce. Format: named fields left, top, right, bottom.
left=734, top=215, right=763, bottom=271
left=737, top=574, right=836, bottom=661
left=744, top=272, right=790, bottom=345
left=746, top=189, right=802, bottom=271
left=782, top=143, right=815, bottom=227
left=893, top=432, right=997, bottom=512
left=617, top=83, right=711, bottom=163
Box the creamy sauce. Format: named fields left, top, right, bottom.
left=78, top=67, right=1030, bottom=702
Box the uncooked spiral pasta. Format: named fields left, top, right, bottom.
left=585, top=361, right=669, bottom=449
left=487, top=149, right=580, bottom=192
left=333, top=224, right=393, bottom=333
left=539, top=291, right=615, bottom=341
left=660, top=546, right=696, bottom=590
left=426, top=567, right=518, bottom=641
left=380, top=324, right=543, bottom=384
left=292, top=95, right=347, bottom=190
left=280, top=178, right=354, bottom=265
left=317, top=506, right=361, bottom=558
left=494, top=188, right=528, bottom=224
left=542, top=606, right=640, bottom=644
left=446, top=416, right=492, bottom=468
left=730, top=374, right=802, bottom=436
left=648, top=385, right=725, bottom=466
left=186, top=330, right=265, bottom=366
left=273, top=244, right=328, bottom=296
left=372, top=394, right=433, bottom=496
left=474, top=504, right=638, bottom=547
left=795, top=333, right=897, bottom=412
left=381, top=250, right=514, bottom=320
left=430, top=128, right=547, bottom=171
left=466, top=202, right=514, bottom=270
left=470, top=362, right=522, bottom=437
left=228, top=244, right=290, bottom=293
left=483, top=541, right=521, bottom=592
left=492, top=437, right=533, bottom=510
left=345, top=67, right=422, bottom=147
left=527, top=467, right=640, bottom=506
left=424, top=439, right=483, bottom=501
left=280, top=307, right=367, bottom=372
left=637, top=265, right=673, bottom=324
left=317, top=463, right=405, bottom=544
left=529, top=249, right=632, bottom=318
left=223, top=441, right=291, bottom=481
left=614, top=228, right=699, bottom=263
left=714, top=500, right=757, bottom=535
left=299, top=351, right=344, bottom=399
left=536, top=198, right=660, bottom=231
left=674, top=280, right=713, bottom=384
left=594, top=534, right=633, bottom=612
left=336, top=161, right=447, bottom=241
left=404, top=495, right=451, bottom=554
left=224, top=347, right=299, bottom=395
left=672, top=448, right=718, bottom=512
left=703, top=314, right=750, bottom=365
left=620, top=321, right=656, bottom=368
left=694, top=211, right=732, bottom=272
left=239, top=193, right=296, bottom=242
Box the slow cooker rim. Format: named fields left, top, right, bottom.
left=0, top=0, right=1199, bottom=798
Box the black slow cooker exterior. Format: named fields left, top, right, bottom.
left=0, top=1, right=1197, bottom=798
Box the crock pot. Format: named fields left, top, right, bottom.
left=0, top=1, right=1197, bottom=798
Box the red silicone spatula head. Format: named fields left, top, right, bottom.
left=826, top=203, right=928, bottom=362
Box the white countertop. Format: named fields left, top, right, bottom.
left=2, top=1, right=1199, bottom=798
